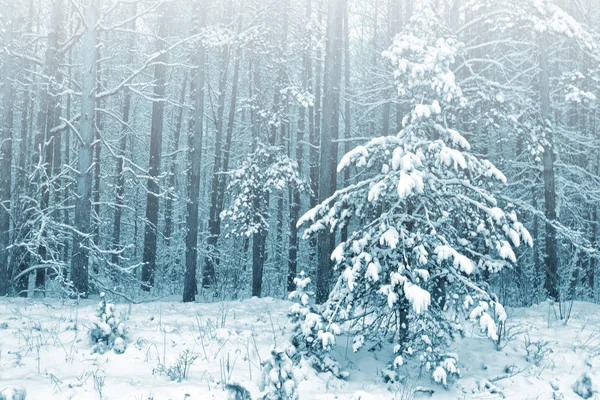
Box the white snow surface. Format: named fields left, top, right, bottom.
left=1, top=297, right=600, bottom=399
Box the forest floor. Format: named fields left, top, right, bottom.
left=0, top=296, right=599, bottom=399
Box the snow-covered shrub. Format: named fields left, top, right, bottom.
left=0, top=386, right=26, bottom=400
left=258, top=347, right=297, bottom=400
left=221, top=144, right=307, bottom=238
left=224, top=383, right=252, bottom=400
left=298, top=15, right=532, bottom=387
left=524, top=334, right=552, bottom=367
left=287, top=272, right=347, bottom=379
left=159, top=349, right=199, bottom=382
left=89, top=293, right=127, bottom=354
left=573, top=372, right=594, bottom=399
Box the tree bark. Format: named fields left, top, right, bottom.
left=164, top=75, right=188, bottom=246
left=203, top=30, right=231, bottom=290
left=316, top=0, right=345, bottom=303
left=539, top=33, right=559, bottom=300
left=141, top=6, right=169, bottom=290
left=287, top=0, right=313, bottom=292
left=111, top=5, right=136, bottom=267
left=340, top=0, right=351, bottom=244
left=71, top=0, right=98, bottom=297
left=310, top=2, right=322, bottom=210
left=0, top=6, right=15, bottom=296
left=36, top=0, right=63, bottom=289
left=184, top=0, right=207, bottom=303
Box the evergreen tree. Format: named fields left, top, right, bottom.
left=298, top=20, right=533, bottom=384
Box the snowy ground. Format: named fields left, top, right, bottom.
left=0, top=296, right=599, bottom=399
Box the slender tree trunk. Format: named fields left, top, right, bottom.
left=216, top=20, right=242, bottom=226
left=111, top=6, right=136, bottom=267
left=340, top=1, right=351, bottom=244
left=11, top=0, right=36, bottom=294
left=112, top=88, right=131, bottom=267
left=316, top=0, right=345, bottom=303
left=0, top=6, right=15, bottom=296
left=164, top=75, right=188, bottom=246
left=539, top=33, right=559, bottom=301
left=252, top=221, right=267, bottom=297
left=36, top=0, right=63, bottom=289
left=63, top=20, right=73, bottom=266
left=311, top=3, right=322, bottom=210
left=203, top=36, right=231, bottom=290
left=184, top=0, right=208, bottom=302
left=141, top=6, right=169, bottom=290
left=92, top=45, right=103, bottom=272
left=71, top=0, right=98, bottom=297
left=287, top=0, right=313, bottom=292
left=184, top=0, right=207, bottom=302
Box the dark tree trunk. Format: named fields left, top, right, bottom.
left=92, top=45, right=104, bottom=270
left=0, top=6, right=15, bottom=296
left=340, top=1, right=351, bottom=244
left=287, top=0, right=312, bottom=292
left=141, top=6, right=169, bottom=290
left=203, top=41, right=231, bottom=290
left=111, top=6, right=136, bottom=267
left=164, top=75, right=188, bottom=246
left=252, top=225, right=267, bottom=298
left=316, top=0, right=345, bottom=303
left=183, top=0, right=207, bottom=303
left=112, top=88, right=131, bottom=267
left=311, top=5, right=322, bottom=211
left=216, top=21, right=242, bottom=227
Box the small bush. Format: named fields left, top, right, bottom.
left=524, top=334, right=552, bottom=367
left=89, top=293, right=127, bottom=354
left=156, top=349, right=199, bottom=382
left=258, top=347, right=297, bottom=400
left=287, top=272, right=347, bottom=379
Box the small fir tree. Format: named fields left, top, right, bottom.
left=89, top=292, right=127, bottom=354
left=258, top=347, right=298, bottom=400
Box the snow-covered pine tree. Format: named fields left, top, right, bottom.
left=258, top=347, right=298, bottom=400
left=297, top=11, right=533, bottom=386
left=221, top=144, right=306, bottom=238
left=287, top=271, right=347, bottom=379
left=221, top=144, right=307, bottom=297
left=89, top=292, right=127, bottom=354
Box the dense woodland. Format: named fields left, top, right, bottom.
left=0, top=0, right=600, bottom=310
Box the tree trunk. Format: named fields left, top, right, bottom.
left=216, top=20, right=242, bottom=228
left=340, top=0, right=351, bottom=244
left=184, top=0, right=207, bottom=302
left=252, top=223, right=267, bottom=297
left=71, top=0, right=98, bottom=297
left=316, top=0, right=345, bottom=303
left=287, top=0, right=313, bottom=292
left=203, top=36, right=231, bottom=290
left=539, top=33, right=559, bottom=301
left=36, top=0, right=63, bottom=289
left=141, top=6, right=169, bottom=291
left=164, top=75, right=188, bottom=246
left=112, top=87, right=131, bottom=267
left=92, top=44, right=103, bottom=271
left=310, top=3, right=322, bottom=210
left=0, top=6, right=15, bottom=296
left=111, top=6, right=136, bottom=267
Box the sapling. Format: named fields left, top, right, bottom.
left=258, top=347, right=297, bottom=400
left=89, top=293, right=127, bottom=354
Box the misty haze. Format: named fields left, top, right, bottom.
left=0, top=0, right=599, bottom=398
